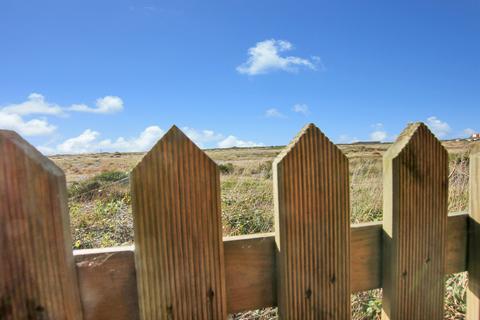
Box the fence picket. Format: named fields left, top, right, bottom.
left=382, top=123, right=448, bottom=319
left=131, top=125, right=227, bottom=319
left=1, top=122, right=474, bottom=319
left=274, top=124, right=351, bottom=319
left=0, top=130, right=83, bottom=319
left=467, top=144, right=480, bottom=319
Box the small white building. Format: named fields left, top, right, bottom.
left=472, top=133, right=480, bottom=140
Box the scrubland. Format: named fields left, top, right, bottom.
left=50, top=139, right=474, bottom=319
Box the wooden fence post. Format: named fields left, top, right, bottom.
left=467, top=143, right=480, bottom=319
left=382, top=123, right=448, bottom=319
left=131, top=125, right=227, bottom=319
left=274, top=124, right=351, bottom=319
left=0, top=130, right=83, bottom=319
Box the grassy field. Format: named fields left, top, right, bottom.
left=51, top=139, right=474, bottom=319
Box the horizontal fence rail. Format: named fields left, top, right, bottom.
left=74, top=212, right=468, bottom=319
left=2, top=122, right=479, bottom=319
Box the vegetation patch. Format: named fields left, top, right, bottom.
left=55, top=142, right=473, bottom=319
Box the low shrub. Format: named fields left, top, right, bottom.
left=68, top=170, right=128, bottom=199
left=219, top=162, right=235, bottom=174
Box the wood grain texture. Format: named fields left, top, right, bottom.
left=447, top=212, right=467, bottom=275
left=350, top=222, right=383, bottom=293
left=274, top=124, right=350, bottom=319
left=224, top=233, right=276, bottom=313
left=0, top=130, right=83, bottom=320
left=382, top=123, right=448, bottom=320
left=467, top=143, right=480, bottom=319
left=75, top=246, right=139, bottom=320
left=131, top=125, right=227, bottom=319
left=72, top=213, right=468, bottom=318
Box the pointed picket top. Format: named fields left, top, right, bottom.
left=382, top=122, right=448, bottom=319
left=0, top=130, right=64, bottom=176
left=134, top=124, right=216, bottom=172
left=383, top=122, right=421, bottom=158
left=273, top=123, right=347, bottom=166
left=384, top=122, right=447, bottom=160
left=274, top=123, right=315, bottom=164
left=0, top=130, right=83, bottom=319
left=274, top=123, right=351, bottom=319
left=131, top=125, right=227, bottom=319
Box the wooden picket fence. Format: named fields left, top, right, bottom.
left=1, top=122, right=480, bottom=319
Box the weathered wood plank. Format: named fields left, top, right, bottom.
left=131, top=126, right=227, bottom=319
left=350, top=213, right=466, bottom=294
left=73, top=213, right=468, bottom=319
left=274, top=124, right=351, bottom=319
left=382, top=123, right=448, bottom=319
left=350, top=222, right=382, bottom=293
left=467, top=144, right=480, bottom=319
left=0, top=130, right=83, bottom=320
left=75, top=246, right=139, bottom=320
left=224, top=233, right=276, bottom=313
left=447, top=212, right=468, bottom=275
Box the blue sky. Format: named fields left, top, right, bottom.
left=0, top=0, right=479, bottom=154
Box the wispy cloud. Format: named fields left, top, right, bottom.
left=292, top=103, right=309, bottom=115
left=337, top=134, right=359, bottom=144
left=426, top=116, right=451, bottom=138
left=463, top=128, right=476, bottom=137
left=265, top=108, right=286, bottom=118
left=0, top=93, right=124, bottom=136
left=69, top=96, right=124, bottom=114
left=1, top=93, right=65, bottom=116
left=0, top=111, right=56, bottom=136
left=217, top=135, right=263, bottom=148
left=45, top=126, right=165, bottom=154
left=0, top=93, right=61, bottom=136
left=38, top=125, right=263, bottom=154
left=237, top=39, right=319, bottom=75
left=181, top=127, right=224, bottom=148
left=369, top=123, right=388, bottom=142
left=57, top=129, right=101, bottom=154
left=1, top=93, right=124, bottom=116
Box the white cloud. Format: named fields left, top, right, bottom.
left=463, top=128, right=476, bottom=137
left=237, top=39, right=318, bottom=75
left=0, top=93, right=64, bottom=136
left=97, top=126, right=164, bottom=152
left=369, top=123, right=388, bottom=142
left=426, top=116, right=451, bottom=138
left=1, top=93, right=65, bottom=116
left=38, top=125, right=263, bottom=154
left=54, top=126, right=164, bottom=154
left=370, top=130, right=387, bottom=141
left=0, top=111, right=56, bottom=136
left=0, top=93, right=125, bottom=138
left=218, top=135, right=264, bottom=148
left=265, top=108, right=286, bottom=118
left=292, top=104, right=309, bottom=115
left=1, top=93, right=124, bottom=116
left=57, top=129, right=100, bottom=154
left=181, top=127, right=224, bottom=147
left=69, top=96, right=124, bottom=114
left=337, top=134, right=359, bottom=144
left=182, top=127, right=263, bottom=149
